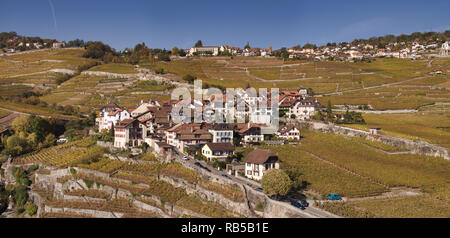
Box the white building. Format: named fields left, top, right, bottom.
left=287, top=98, right=320, bottom=120
left=276, top=125, right=301, bottom=140
left=130, top=100, right=160, bottom=118
left=114, top=119, right=144, bottom=148
left=98, top=108, right=130, bottom=132
left=189, top=46, right=220, bottom=56
left=237, top=123, right=264, bottom=144
left=208, top=124, right=234, bottom=143
left=244, top=149, right=280, bottom=180
left=201, top=142, right=235, bottom=161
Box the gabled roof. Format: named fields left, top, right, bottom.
left=115, top=119, right=136, bottom=128
left=245, top=149, right=278, bottom=164
left=235, top=123, right=264, bottom=134
left=204, top=142, right=235, bottom=152
left=278, top=125, right=299, bottom=134
left=211, top=123, right=233, bottom=130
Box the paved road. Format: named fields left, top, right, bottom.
left=171, top=149, right=339, bottom=218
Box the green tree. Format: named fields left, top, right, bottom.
left=244, top=41, right=251, bottom=49
left=83, top=41, right=114, bottom=60
left=182, top=74, right=196, bottom=84
left=326, top=100, right=333, bottom=119
left=261, top=169, right=292, bottom=198
left=194, top=40, right=203, bottom=47
left=172, top=46, right=180, bottom=55
left=11, top=185, right=28, bottom=207
left=0, top=184, right=9, bottom=215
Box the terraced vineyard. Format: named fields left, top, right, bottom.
left=12, top=138, right=102, bottom=167
left=317, top=194, right=450, bottom=218
left=344, top=111, right=450, bottom=147
left=298, top=130, right=450, bottom=198
left=262, top=145, right=388, bottom=198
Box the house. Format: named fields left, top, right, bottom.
left=369, top=127, right=381, bottom=135
left=98, top=108, right=130, bottom=132
left=249, top=102, right=274, bottom=124
left=298, top=88, right=308, bottom=97
left=176, top=127, right=212, bottom=150
left=201, top=142, right=235, bottom=161
left=154, top=141, right=173, bottom=156
left=101, top=103, right=120, bottom=113
left=220, top=45, right=240, bottom=55
left=276, top=125, right=301, bottom=140
left=52, top=42, right=65, bottom=48
left=244, top=149, right=280, bottom=180
left=114, top=119, right=144, bottom=148
left=189, top=46, right=220, bottom=56
left=260, top=49, right=272, bottom=57
left=130, top=100, right=160, bottom=118
left=166, top=123, right=212, bottom=150
left=236, top=123, right=264, bottom=144
left=287, top=98, right=321, bottom=120
left=209, top=123, right=234, bottom=143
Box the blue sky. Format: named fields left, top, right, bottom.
left=1, top=0, right=449, bottom=50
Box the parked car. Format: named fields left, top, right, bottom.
left=221, top=174, right=231, bottom=179
left=327, top=193, right=342, bottom=200
left=194, top=162, right=211, bottom=172
left=290, top=200, right=305, bottom=210
left=300, top=200, right=309, bottom=207
left=255, top=187, right=263, bottom=192
left=203, top=166, right=211, bottom=172
left=182, top=156, right=189, bottom=161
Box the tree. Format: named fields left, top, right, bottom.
left=0, top=184, right=8, bottom=215
left=172, top=46, right=180, bottom=55
left=303, top=43, right=317, bottom=49
left=83, top=41, right=115, bottom=60
left=326, top=100, right=333, bottom=119
left=244, top=41, right=251, bottom=49
left=182, top=74, right=196, bottom=84
left=194, top=40, right=203, bottom=47
left=261, top=169, right=292, bottom=198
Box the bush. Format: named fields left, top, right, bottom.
left=255, top=201, right=264, bottom=212
left=70, top=168, right=77, bottom=175
left=27, top=165, right=39, bottom=174
left=83, top=179, right=94, bottom=189
left=25, top=202, right=37, bottom=216
left=12, top=185, right=28, bottom=207
left=182, top=74, right=196, bottom=84
left=154, top=68, right=165, bottom=74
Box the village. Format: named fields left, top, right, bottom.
left=95, top=87, right=316, bottom=181
left=185, top=39, right=450, bottom=61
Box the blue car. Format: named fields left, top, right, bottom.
left=255, top=187, right=263, bottom=192
left=327, top=193, right=342, bottom=200
left=221, top=174, right=231, bottom=180
left=290, top=200, right=305, bottom=210
left=300, top=200, right=309, bottom=207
